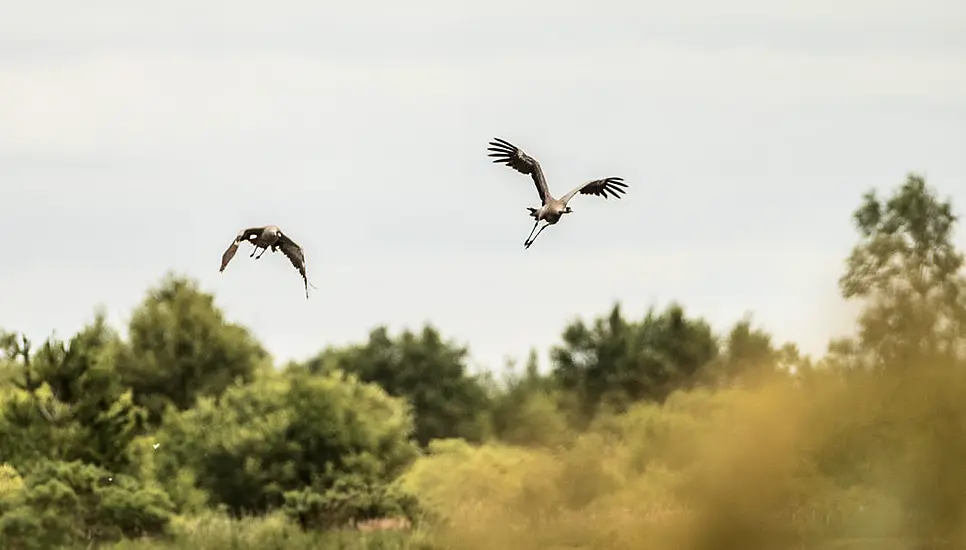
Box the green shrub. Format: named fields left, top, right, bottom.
left=0, top=459, right=173, bottom=549
left=101, top=512, right=424, bottom=550
left=153, top=369, right=419, bottom=523
left=282, top=473, right=419, bottom=530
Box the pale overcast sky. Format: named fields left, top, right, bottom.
left=2, top=0, right=964, bottom=373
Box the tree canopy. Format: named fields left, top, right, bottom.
left=301, top=325, right=492, bottom=447
left=838, top=174, right=966, bottom=369
left=116, top=274, right=269, bottom=425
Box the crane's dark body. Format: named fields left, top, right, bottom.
left=219, top=225, right=313, bottom=298
left=486, top=137, right=629, bottom=248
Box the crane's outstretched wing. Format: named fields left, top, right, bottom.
left=219, top=227, right=263, bottom=272
left=487, top=137, right=551, bottom=205
left=559, top=177, right=628, bottom=205
left=277, top=231, right=312, bottom=299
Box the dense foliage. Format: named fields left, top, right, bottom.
left=1, top=173, right=965, bottom=549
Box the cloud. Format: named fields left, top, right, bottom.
left=5, top=0, right=961, bottom=40
left=1, top=44, right=962, bottom=155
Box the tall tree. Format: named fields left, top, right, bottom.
left=117, top=274, right=269, bottom=424
left=838, top=173, right=966, bottom=368
left=551, top=302, right=719, bottom=417
left=0, top=317, right=146, bottom=475
left=696, top=315, right=794, bottom=386
left=303, top=325, right=491, bottom=447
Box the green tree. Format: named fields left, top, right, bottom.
left=153, top=368, right=419, bottom=520
left=698, top=315, right=789, bottom=386
left=0, top=317, right=146, bottom=475
left=551, top=302, right=719, bottom=418
left=838, top=173, right=966, bottom=368
left=0, top=331, right=19, bottom=386
left=723, top=316, right=775, bottom=370
left=304, top=325, right=492, bottom=447
left=117, top=273, right=269, bottom=424
left=489, top=350, right=569, bottom=447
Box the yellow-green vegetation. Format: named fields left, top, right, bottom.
left=401, top=368, right=966, bottom=550
left=100, top=512, right=426, bottom=550
left=1, top=173, right=964, bottom=550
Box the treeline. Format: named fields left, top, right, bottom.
left=1, top=173, right=965, bottom=550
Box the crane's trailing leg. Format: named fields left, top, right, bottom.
left=524, top=219, right=540, bottom=247
left=255, top=246, right=269, bottom=260
left=525, top=223, right=550, bottom=249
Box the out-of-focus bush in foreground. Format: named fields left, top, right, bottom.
left=401, top=366, right=966, bottom=550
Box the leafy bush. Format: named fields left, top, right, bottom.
left=153, top=368, right=419, bottom=522
left=0, top=459, right=173, bottom=549
left=102, top=511, right=424, bottom=550
left=282, top=474, right=418, bottom=530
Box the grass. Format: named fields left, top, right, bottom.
left=97, top=513, right=428, bottom=550
left=89, top=515, right=955, bottom=550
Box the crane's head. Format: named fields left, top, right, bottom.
left=563, top=206, right=574, bottom=214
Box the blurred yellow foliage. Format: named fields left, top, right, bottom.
left=400, top=366, right=966, bottom=550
